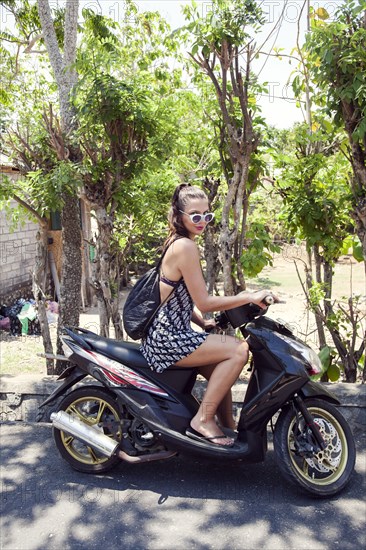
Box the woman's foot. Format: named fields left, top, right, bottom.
left=220, top=426, right=238, bottom=439
left=216, top=417, right=238, bottom=433
left=189, top=418, right=234, bottom=446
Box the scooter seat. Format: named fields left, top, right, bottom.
left=82, top=333, right=150, bottom=369
left=68, top=328, right=198, bottom=395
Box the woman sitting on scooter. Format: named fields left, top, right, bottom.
left=140, top=183, right=274, bottom=447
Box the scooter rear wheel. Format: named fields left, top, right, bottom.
left=274, top=398, right=356, bottom=497
left=53, top=386, right=123, bottom=473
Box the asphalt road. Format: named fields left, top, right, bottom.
left=0, top=422, right=365, bottom=550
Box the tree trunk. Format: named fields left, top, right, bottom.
left=204, top=223, right=220, bottom=295
left=312, top=248, right=358, bottom=382
left=37, top=0, right=82, bottom=370
left=353, top=197, right=366, bottom=274
left=203, top=177, right=221, bottom=295
left=56, top=194, right=82, bottom=372
left=111, top=295, right=123, bottom=340
left=37, top=0, right=78, bottom=130
left=235, top=188, right=251, bottom=291
left=93, top=206, right=123, bottom=338
left=312, top=246, right=328, bottom=349
left=32, top=222, right=55, bottom=374
left=219, top=165, right=242, bottom=296
left=327, top=327, right=358, bottom=382
left=341, top=99, right=366, bottom=265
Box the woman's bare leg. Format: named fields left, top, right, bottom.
left=175, top=334, right=249, bottom=444
left=198, top=365, right=236, bottom=430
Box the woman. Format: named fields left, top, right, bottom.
left=141, top=184, right=274, bottom=446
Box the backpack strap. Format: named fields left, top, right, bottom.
left=156, top=235, right=185, bottom=269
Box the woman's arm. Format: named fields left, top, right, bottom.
left=191, top=309, right=205, bottom=329
left=191, top=308, right=216, bottom=331
left=173, top=238, right=273, bottom=314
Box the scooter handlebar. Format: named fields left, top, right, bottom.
left=207, top=294, right=283, bottom=332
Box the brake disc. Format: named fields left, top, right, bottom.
left=305, top=418, right=342, bottom=472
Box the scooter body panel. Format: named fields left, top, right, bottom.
left=299, top=380, right=340, bottom=404
left=40, top=366, right=87, bottom=408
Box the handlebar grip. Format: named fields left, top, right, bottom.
left=263, top=294, right=275, bottom=305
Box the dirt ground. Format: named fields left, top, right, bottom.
left=1, top=245, right=365, bottom=376
left=250, top=246, right=365, bottom=346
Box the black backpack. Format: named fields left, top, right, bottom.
left=122, top=247, right=176, bottom=340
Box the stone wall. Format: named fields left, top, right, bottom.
left=0, top=191, right=39, bottom=303
left=0, top=376, right=364, bottom=438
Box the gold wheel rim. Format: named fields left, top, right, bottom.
left=60, top=396, right=122, bottom=465
left=288, top=406, right=348, bottom=486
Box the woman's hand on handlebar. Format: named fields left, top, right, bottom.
left=202, top=318, right=217, bottom=331
left=240, top=289, right=279, bottom=309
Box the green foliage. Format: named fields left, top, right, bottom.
left=74, top=70, right=159, bottom=181
left=272, top=124, right=354, bottom=263
left=71, top=6, right=192, bottom=222
left=308, top=281, right=365, bottom=382
left=308, top=282, right=326, bottom=310
left=0, top=160, right=81, bottom=227
left=0, top=175, right=32, bottom=229
left=305, top=0, right=366, bottom=143
left=0, top=0, right=66, bottom=55
left=341, top=235, right=364, bottom=262
left=240, top=222, right=281, bottom=278
left=312, top=346, right=340, bottom=382
left=0, top=174, right=14, bottom=202
left=182, top=0, right=265, bottom=50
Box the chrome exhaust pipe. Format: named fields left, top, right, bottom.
left=51, top=410, right=119, bottom=457
left=51, top=410, right=177, bottom=464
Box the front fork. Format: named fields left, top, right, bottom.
left=292, top=394, right=327, bottom=454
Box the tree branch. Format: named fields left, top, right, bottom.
left=24, top=33, right=44, bottom=53
left=256, top=50, right=302, bottom=63
left=12, top=193, right=48, bottom=225
left=63, top=0, right=79, bottom=72
left=37, top=0, right=63, bottom=83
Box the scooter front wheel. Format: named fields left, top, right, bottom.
left=53, top=386, right=124, bottom=474
left=274, top=398, right=356, bottom=497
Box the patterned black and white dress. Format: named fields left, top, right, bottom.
left=140, top=278, right=208, bottom=372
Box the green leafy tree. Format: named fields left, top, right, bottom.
left=180, top=0, right=269, bottom=294
left=280, top=0, right=366, bottom=381
left=0, top=0, right=82, bottom=372
left=1, top=1, right=215, bottom=344
left=71, top=5, right=190, bottom=337
left=36, top=0, right=82, bottom=368
left=272, top=122, right=362, bottom=381
left=305, top=0, right=366, bottom=265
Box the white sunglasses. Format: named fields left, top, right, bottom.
left=179, top=210, right=215, bottom=224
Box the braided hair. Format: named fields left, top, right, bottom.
left=164, top=183, right=208, bottom=249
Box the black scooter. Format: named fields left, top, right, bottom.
left=40, top=299, right=356, bottom=497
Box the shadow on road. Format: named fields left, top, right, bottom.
left=1, top=423, right=365, bottom=550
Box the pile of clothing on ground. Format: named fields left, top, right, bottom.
left=0, top=299, right=59, bottom=336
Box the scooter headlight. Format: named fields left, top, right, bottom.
left=276, top=333, right=322, bottom=376
left=298, top=346, right=323, bottom=376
